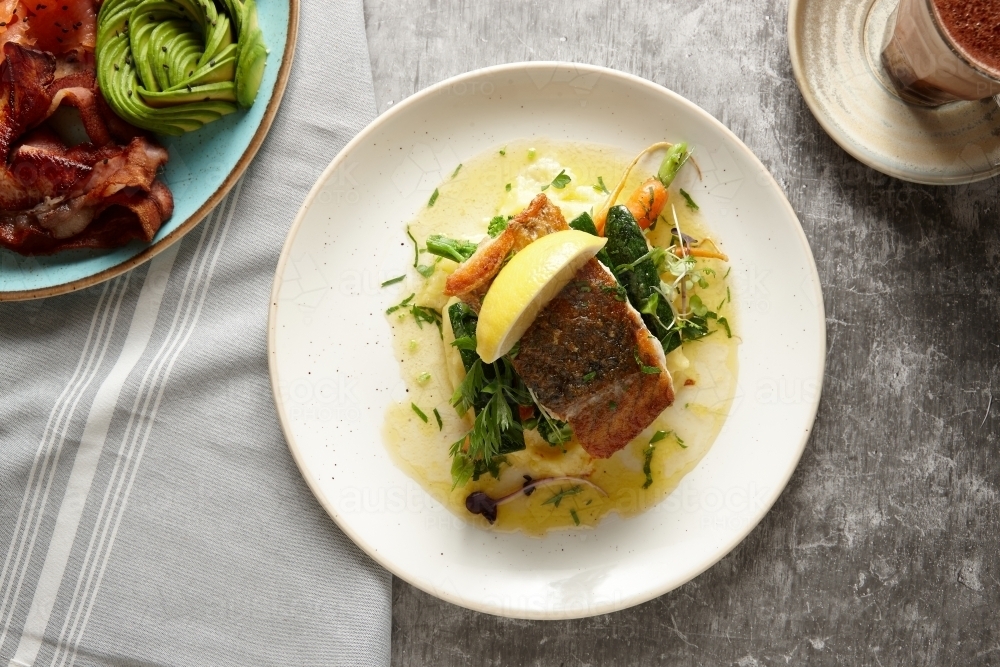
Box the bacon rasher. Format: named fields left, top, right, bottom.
left=0, top=2, right=173, bottom=255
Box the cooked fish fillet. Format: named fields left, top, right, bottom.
left=512, top=259, right=675, bottom=458
left=445, top=193, right=675, bottom=459
left=444, top=193, right=569, bottom=306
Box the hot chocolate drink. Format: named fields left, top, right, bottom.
left=932, top=0, right=1000, bottom=77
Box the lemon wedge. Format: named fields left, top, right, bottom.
left=476, top=230, right=608, bottom=363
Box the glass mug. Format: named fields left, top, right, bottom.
left=881, top=0, right=1000, bottom=106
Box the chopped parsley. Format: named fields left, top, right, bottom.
left=642, top=443, right=656, bottom=489
left=505, top=183, right=512, bottom=192
left=386, top=293, right=415, bottom=315
left=411, top=305, right=442, bottom=333
left=717, top=316, right=732, bottom=338
left=499, top=147, right=506, bottom=156
left=542, top=485, right=582, bottom=508
left=541, top=169, right=571, bottom=191
left=381, top=275, right=405, bottom=287
left=416, top=263, right=435, bottom=278
left=679, top=188, right=699, bottom=211
left=600, top=284, right=628, bottom=302
left=406, top=226, right=418, bottom=267
left=411, top=403, right=428, bottom=423
left=388, top=294, right=442, bottom=334
left=427, top=188, right=439, bottom=207
left=594, top=176, right=610, bottom=194
left=634, top=348, right=662, bottom=375
left=582, top=371, right=596, bottom=383
left=649, top=430, right=670, bottom=445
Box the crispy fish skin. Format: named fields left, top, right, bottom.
left=444, top=193, right=569, bottom=301
left=511, top=260, right=674, bottom=459
left=443, top=193, right=675, bottom=459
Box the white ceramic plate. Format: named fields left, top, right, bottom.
left=268, top=62, right=825, bottom=620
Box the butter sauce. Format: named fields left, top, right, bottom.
left=382, top=139, right=740, bottom=536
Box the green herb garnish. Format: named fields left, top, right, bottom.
left=642, top=443, right=656, bottom=489
left=411, top=305, right=442, bottom=333
left=411, top=403, right=429, bottom=423
left=452, top=164, right=463, bottom=178
left=381, top=275, right=405, bottom=287
left=717, top=316, right=732, bottom=338
left=600, top=284, right=628, bottom=302
left=582, top=371, right=596, bottom=383
left=505, top=183, right=512, bottom=192
left=541, top=169, right=571, bottom=191
left=406, top=226, right=418, bottom=268
left=448, top=351, right=532, bottom=488
left=649, top=430, right=669, bottom=445
left=433, top=408, right=443, bottom=430
left=416, top=372, right=431, bottom=385
left=634, top=348, right=662, bottom=375
left=499, top=147, right=506, bottom=156
left=537, top=414, right=572, bottom=445
left=426, top=235, right=478, bottom=263
left=542, top=485, right=583, bottom=508
left=594, top=176, right=610, bottom=194
left=416, top=264, right=435, bottom=278
left=428, top=188, right=439, bottom=207
left=679, top=188, right=699, bottom=211
left=487, top=216, right=508, bottom=238
left=386, top=293, right=415, bottom=315
left=570, top=508, right=581, bottom=526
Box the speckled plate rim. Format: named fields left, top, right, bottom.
left=268, top=62, right=827, bottom=619
left=788, top=0, right=1000, bottom=186
left=0, top=0, right=300, bottom=302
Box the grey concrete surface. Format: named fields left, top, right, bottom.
left=364, top=1, right=1000, bottom=664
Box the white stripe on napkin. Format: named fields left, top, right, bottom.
left=6, top=245, right=179, bottom=667
left=0, top=277, right=131, bottom=652
left=49, top=182, right=242, bottom=667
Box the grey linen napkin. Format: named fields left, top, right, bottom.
left=0, top=1, right=390, bottom=665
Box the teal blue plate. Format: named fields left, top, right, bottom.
left=0, top=0, right=298, bottom=300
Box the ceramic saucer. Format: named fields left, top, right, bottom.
left=788, top=0, right=1000, bottom=185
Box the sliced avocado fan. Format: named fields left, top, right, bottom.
left=97, top=0, right=268, bottom=136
